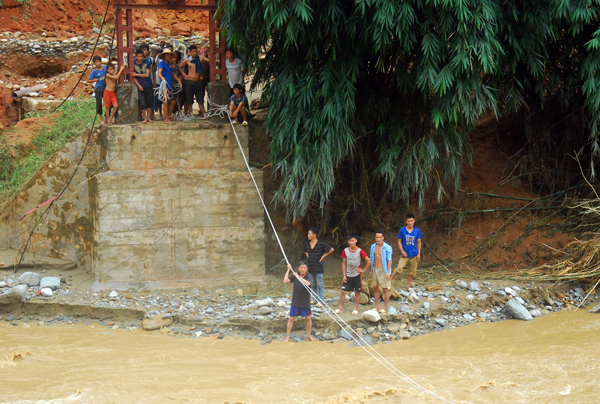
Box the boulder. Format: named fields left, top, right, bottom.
left=528, top=309, right=542, bottom=317
left=109, top=291, right=118, bottom=298
left=423, top=302, right=430, bottom=310
left=468, top=281, right=480, bottom=291
left=40, top=287, right=53, bottom=297
left=387, top=323, right=403, bottom=333
left=337, top=329, right=353, bottom=340
left=399, top=331, right=411, bottom=339
left=331, top=338, right=348, bottom=344
left=361, top=309, right=381, bottom=323
left=255, top=298, right=275, bottom=307
left=360, top=293, right=369, bottom=305
left=40, top=277, right=61, bottom=290
left=387, top=306, right=399, bottom=316
left=398, top=304, right=412, bottom=314
left=588, top=303, right=600, bottom=314
left=171, top=23, right=191, bottom=37
left=435, top=318, right=447, bottom=326
left=0, top=285, right=27, bottom=304
left=18, top=272, right=43, bottom=286
left=505, top=287, right=517, bottom=296
left=349, top=335, right=377, bottom=347
left=142, top=316, right=173, bottom=331
left=258, top=306, right=273, bottom=315
left=505, top=299, right=533, bottom=321
left=456, top=279, right=468, bottom=289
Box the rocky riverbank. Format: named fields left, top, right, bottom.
left=1, top=271, right=599, bottom=345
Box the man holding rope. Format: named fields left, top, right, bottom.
left=157, top=48, right=181, bottom=124
left=283, top=261, right=316, bottom=342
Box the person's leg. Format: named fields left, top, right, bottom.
left=109, top=104, right=118, bottom=124
left=306, top=315, right=315, bottom=341
left=284, top=316, right=295, bottom=342
left=310, top=274, right=318, bottom=304
left=373, top=285, right=380, bottom=310
left=390, top=258, right=407, bottom=282
left=339, top=291, right=346, bottom=312
left=354, top=276, right=361, bottom=312
left=407, top=258, right=417, bottom=291
left=240, top=106, right=248, bottom=123
left=95, top=90, right=105, bottom=124
left=383, top=288, right=390, bottom=311
left=317, top=273, right=324, bottom=301
left=198, top=81, right=207, bottom=116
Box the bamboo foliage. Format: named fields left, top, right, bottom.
left=222, top=0, right=600, bottom=219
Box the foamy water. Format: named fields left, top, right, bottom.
left=1, top=310, right=598, bottom=403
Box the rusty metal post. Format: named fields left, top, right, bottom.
left=207, top=0, right=230, bottom=105
left=115, top=0, right=134, bottom=83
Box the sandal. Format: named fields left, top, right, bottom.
left=351, top=310, right=358, bottom=315
left=378, top=309, right=387, bottom=314
left=316, top=302, right=323, bottom=308
left=334, top=309, right=341, bottom=314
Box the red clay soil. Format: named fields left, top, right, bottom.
left=0, top=0, right=208, bottom=39
left=416, top=116, right=571, bottom=273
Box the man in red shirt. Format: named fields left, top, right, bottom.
left=335, top=234, right=371, bottom=315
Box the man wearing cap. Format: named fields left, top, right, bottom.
left=181, top=45, right=210, bottom=117
left=157, top=48, right=181, bottom=124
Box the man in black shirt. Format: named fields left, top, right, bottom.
left=283, top=261, right=315, bottom=342
left=303, top=227, right=334, bottom=304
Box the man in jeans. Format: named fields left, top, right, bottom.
left=303, top=227, right=334, bottom=305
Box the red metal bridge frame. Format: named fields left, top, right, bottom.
left=113, top=0, right=225, bottom=84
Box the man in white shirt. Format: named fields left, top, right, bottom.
left=225, top=48, right=245, bottom=95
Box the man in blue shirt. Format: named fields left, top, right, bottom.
left=391, top=213, right=423, bottom=291
left=87, top=55, right=106, bottom=125
left=369, top=230, right=393, bottom=313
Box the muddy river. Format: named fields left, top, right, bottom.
left=1, top=310, right=598, bottom=403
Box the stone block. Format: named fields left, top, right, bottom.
left=116, top=83, right=139, bottom=125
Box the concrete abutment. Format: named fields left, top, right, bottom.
left=90, top=121, right=266, bottom=284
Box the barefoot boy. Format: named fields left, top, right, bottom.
left=336, top=234, right=371, bottom=315
left=132, top=48, right=154, bottom=124
left=87, top=55, right=106, bottom=125
left=369, top=230, right=393, bottom=313
left=229, top=83, right=249, bottom=125
left=391, top=213, right=422, bottom=291
left=103, top=63, right=126, bottom=125
left=283, top=261, right=315, bottom=342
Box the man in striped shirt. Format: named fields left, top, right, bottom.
left=335, top=234, right=371, bottom=315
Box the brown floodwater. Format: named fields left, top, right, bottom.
left=1, top=310, right=598, bottom=404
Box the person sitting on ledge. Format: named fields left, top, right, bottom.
left=228, top=83, right=249, bottom=125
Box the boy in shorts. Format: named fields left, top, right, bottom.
left=335, top=234, right=371, bottom=315
left=369, top=230, right=393, bottom=313
left=391, top=213, right=422, bottom=291
left=103, top=63, right=126, bottom=125
left=283, top=261, right=316, bottom=342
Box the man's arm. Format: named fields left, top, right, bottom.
left=342, top=257, right=347, bottom=282
left=115, top=65, right=126, bottom=80
left=283, top=264, right=292, bottom=283
left=319, top=247, right=334, bottom=262
left=180, top=59, right=191, bottom=81
left=296, top=275, right=311, bottom=287
left=361, top=256, right=372, bottom=273
left=133, top=77, right=143, bottom=91
left=157, top=67, right=165, bottom=82
left=398, top=238, right=407, bottom=258
left=133, top=68, right=150, bottom=79
left=386, top=247, right=393, bottom=278
left=417, top=238, right=422, bottom=261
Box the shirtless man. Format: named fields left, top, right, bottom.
left=369, top=230, right=393, bottom=313
left=181, top=45, right=210, bottom=116
left=103, top=63, right=126, bottom=125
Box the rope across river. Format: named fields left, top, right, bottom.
left=223, top=106, right=458, bottom=404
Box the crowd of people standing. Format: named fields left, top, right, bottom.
left=87, top=42, right=251, bottom=125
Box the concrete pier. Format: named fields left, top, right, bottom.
left=90, top=120, right=265, bottom=283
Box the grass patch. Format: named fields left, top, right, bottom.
left=0, top=97, right=96, bottom=203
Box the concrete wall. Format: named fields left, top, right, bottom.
left=90, top=121, right=265, bottom=283
left=0, top=129, right=100, bottom=268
